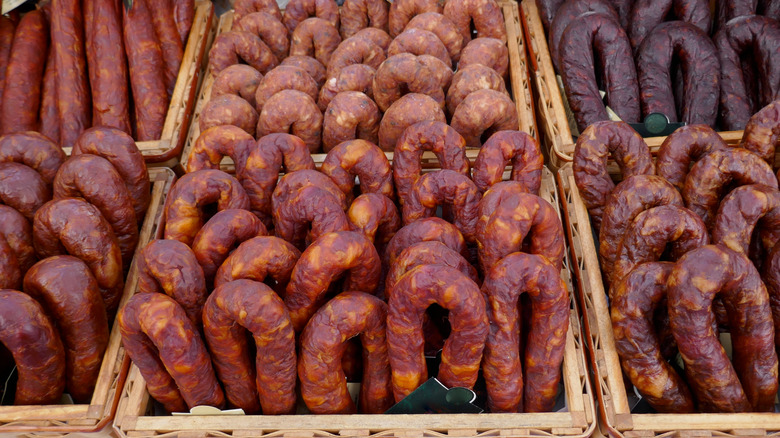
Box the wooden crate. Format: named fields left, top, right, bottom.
left=557, top=162, right=780, bottom=438
left=178, top=1, right=537, bottom=173
left=519, top=0, right=746, bottom=170
left=112, top=166, right=596, bottom=438
left=0, top=168, right=176, bottom=436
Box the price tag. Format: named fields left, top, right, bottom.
left=2, top=0, right=27, bottom=15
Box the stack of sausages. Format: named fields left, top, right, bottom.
left=0, top=0, right=195, bottom=148
left=539, top=0, right=780, bottom=133
left=573, top=99, right=780, bottom=413
left=200, top=0, right=516, bottom=154
left=0, top=127, right=151, bottom=406
left=117, top=115, right=571, bottom=414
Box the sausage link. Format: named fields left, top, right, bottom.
left=300, top=291, right=392, bottom=414
left=233, top=0, right=283, bottom=24
left=319, top=64, right=376, bottom=112
left=254, top=65, right=319, bottom=115
left=378, top=93, right=446, bottom=152
left=442, top=0, right=506, bottom=44
left=373, top=54, right=444, bottom=113
left=388, top=0, right=441, bottom=37
left=173, top=0, right=195, bottom=44
left=451, top=89, right=518, bottom=149
left=628, top=0, right=710, bottom=51
left=204, top=279, right=297, bottom=414
left=234, top=12, right=289, bottom=62
left=762, top=244, right=780, bottom=350
left=656, top=125, right=730, bottom=191
left=289, top=18, right=341, bottom=66
left=321, top=139, right=393, bottom=203
left=348, top=193, right=401, bottom=250
left=214, top=236, right=301, bottom=295
left=272, top=185, right=350, bottom=250
left=257, top=89, right=323, bottom=153
left=385, top=241, right=477, bottom=297
left=326, top=37, right=385, bottom=85
left=208, top=30, right=278, bottom=75
left=340, top=0, right=389, bottom=39
left=186, top=125, right=256, bottom=174
left=405, top=12, right=462, bottom=63
left=384, top=217, right=469, bottom=266
left=118, top=293, right=225, bottom=412
left=446, top=64, right=508, bottom=116
left=0, top=131, right=65, bottom=185
left=212, top=64, right=263, bottom=109
left=740, top=99, right=780, bottom=166
left=458, top=37, right=508, bottom=79
left=549, top=0, right=619, bottom=72
left=267, top=169, right=346, bottom=212
left=283, top=0, right=339, bottom=34
left=39, top=45, right=60, bottom=143
left=198, top=94, right=258, bottom=137
left=473, top=130, right=543, bottom=194
left=0, top=17, right=15, bottom=124
left=388, top=29, right=451, bottom=68
left=0, top=205, right=35, bottom=274
left=712, top=184, right=780, bottom=257
left=22, top=256, right=109, bottom=403
left=150, top=0, right=184, bottom=97
left=281, top=55, right=326, bottom=88
left=0, top=162, right=51, bottom=221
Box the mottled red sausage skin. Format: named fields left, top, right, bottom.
left=0, top=132, right=66, bottom=185
left=151, top=0, right=184, bottom=97
left=256, top=89, right=323, bottom=153
left=572, top=121, right=654, bottom=229
left=208, top=31, right=278, bottom=76
left=233, top=0, right=283, bottom=24
left=656, top=125, right=730, bottom=191
left=442, top=0, right=506, bottom=44
left=611, top=205, right=709, bottom=288
left=610, top=262, right=695, bottom=413
left=163, top=169, right=251, bottom=246
left=378, top=93, right=446, bottom=152
left=669, top=245, right=779, bottom=412
left=281, top=55, right=327, bottom=88
left=387, top=265, right=488, bottom=401
left=628, top=0, right=710, bottom=51
left=0, top=10, right=48, bottom=135
left=741, top=99, right=780, bottom=166
left=549, top=0, right=619, bottom=72
left=39, top=45, right=60, bottom=144
left=23, top=256, right=109, bottom=404
left=0, top=17, right=15, bottom=124
left=321, top=139, right=393, bottom=203
left=450, top=89, right=518, bottom=149
left=388, top=0, right=441, bottom=37
left=599, top=175, right=683, bottom=284
left=174, top=0, right=195, bottom=44
left=136, top=239, right=208, bottom=326
left=289, top=18, right=341, bottom=66
left=119, top=293, right=225, bottom=413
left=212, top=64, right=264, bottom=109
left=473, top=130, right=543, bottom=194
left=235, top=12, right=289, bottom=62
left=0, top=205, right=36, bottom=275
left=559, top=13, right=641, bottom=131
left=320, top=64, right=376, bottom=112
left=385, top=241, right=477, bottom=296
left=283, top=0, right=340, bottom=35
left=384, top=217, right=469, bottom=266
left=482, top=253, right=568, bottom=413
left=198, top=95, right=258, bottom=137
left=0, top=290, right=65, bottom=405
left=272, top=183, right=350, bottom=250
left=300, top=292, right=392, bottom=414
left=0, top=162, right=51, bottom=221
left=340, top=0, right=389, bottom=39
left=214, top=236, right=301, bottom=295
left=285, top=231, right=381, bottom=331
left=712, top=184, right=780, bottom=256
left=348, top=193, right=401, bottom=250
left=204, top=280, right=297, bottom=414
left=322, top=92, right=381, bottom=152
left=761, top=244, right=780, bottom=349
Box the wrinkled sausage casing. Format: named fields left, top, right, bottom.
left=450, top=89, right=518, bottom=149
left=0, top=162, right=51, bottom=222
left=628, top=0, right=711, bottom=51
left=347, top=193, right=401, bottom=250
left=320, top=64, right=376, bottom=112
left=321, top=139, right=393, bottom=203
left=322, top=92, right=381, bottom=152
left=548, top=0, right=619, bottom=72
left=446, top=64, right=508, bottom=116
left=254, top=65, right=318, bottom=115
left=378, top=93, right=446, bottom=152
left=0, top=132, right=66, bottom=186
left=289, top=17, right=342, bottom=67
left=272, top=185, right=350, bottom=250
left=256, top=89, right=323, bottom=153
left=282, top=0, right=340, bottom=35
left=208, top=30, right=278, bottom=76
left=405, top=12, right=462, bottom=63
left=711, top=184, right=780, bottom=257
left=214, top=235, right=301, bottom=294
left=388, top=0, right=441, bottom=37
left=740, top=99, right=780, bottom=166
left=199, top=94, right=258, bottom=137
left=0, top=204, right=36, bottom=279
left=212, top=64, right=264, bottom=109
left=385, top=240, right=477, bottom=297
left=119, top=292, right=225, bottom=413
left=204, top=279, right=297, bottom=414
left=234, top=11, right=289, bottom=63
left=340, top=0, right=388, bottom=39
left=442, top=0, right=506, bottom=44
left=472, top=130, right=543, bottom=195
left=655, top=124, right=730, bottom=191
left=384, top=217, right=469, bottom=266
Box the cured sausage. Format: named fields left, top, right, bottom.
left=715, top=16, right=780, bottom=131
left=385, top=241, right=477, bottom=296
left=212, top=64, right=264, bottom=109
left=372, top=53, right=446, bottom=112
left=559, top=13, right=640, bottom=132
left=272, top=185, right=350, bottom=249
left=388, top=0, right=441, bottom=37
left=53, top=0, right=91, bottom=148
left=300, top=291, right=392, bottom=414
left=319, top=64, right=376, bottom=112
left=326, top=36, right=385, bottom=80
left=611, top=205, right=709, bottom=288
left=446, top=64, right=508, bottom=116
left=385, top=216, right=469, bottom=266
left=0, top=290, right=65, bottom=405
left=322, top=92, right=381, bottom=151
left=285, top=231, right=381, bottom=331
left=378, top=93, right=446, bottom=152
left=0, top=132, right=66, bottom=185
left=0, top=17, right=15, bottom=124
left=84, top=0, right=131, bottom=133
left=682, top=148, right=778, bottom=227
left=387, top=264, right=488, bottom=400
left=321, top=139, right=393, bottom=203
left=233, top=0, right=283, bottom=24
left=73, top=127, right=150, bottom=221
left=254, top=65, right=318, bottom=114
left=549, top=0, right=619, bottom=72
left=137, top=239, right=207, bottom=326
left=208, top=31, right=278, bottom=75
left=472, top=130, right=543, bottom=194
left=0, top=10, right=48, bottom=135
left=393, top=121, right=469, bottom=205
left=0, top=205, right=36, bottom=275
left=268, top=169, right=346, bottom=211
left=711, top=184, right=780, bottom=256
left=442, top=0, right=506, bottom=44
left=388, top=29, right=451, bottom=68
left=450, top=89, right=518, bottom=149
left=636, top=21, right=719, bottom=127
left=353, top=27, right=393, bottom=51
left=256, top=89, right=323, bottom=152
left=163, top=169, right=251, bottom=246
left=457, top=37, right=508, bottom=79
left=668, top=245, right=778, bottom=412
left=482, top=252, right=569, bottom=413
left=118, top=292, right=225, bottom=413
left=610, top=262, right=695, bottom=413
left=0, top=162, right=51, bottom=221
left=187, top=125, right=256, bottom=175
left=242, top=133, right=316, bottom=225
left=53, top=155, right=138, bottom=265
left=198, top=94, right=258, bottom=137
left=476, top=184, right=565, bottom=271
left=33, top=198, right=124, bottom=315
left=39, top=46, right=60, bottom=143
left=282, top=0, right=339, bottom=34
left=716, top=0, right=757, bottom=29
left=628, top=0, right=710, bottom=51
left=192, top=209, right=268, bottom=284
left=348, top=193, right=401, bottom=252
left=203, top=279, right=297, bottom=414
left=403, top=170, right=481, bottom=242
left=740, top=99, right=780, bottom=166
left=572, top=121, right=654, bottom=229
left=656, top=124, right=730, bottom=191
left=213, top=236, right=301, bottom=294
left=124, top=0, right=167, bottom=141
left=599, top=175, right=683, bottom=284
left=234, top=12, right=289, bottom=62
left=762, top=244, right=780, bottom=349
left=536, top=0, right=565, bottom=34
left=22, top=256, right=109, bottom=404
left=405, top=12, right=462, bottom=63
left=340, top=0, right=389, bottom=39
left=173, top=0, right=195, bottom=44
left=281, top=55, right=326, bottom=88
left=289, top=18, right=341, bottom=66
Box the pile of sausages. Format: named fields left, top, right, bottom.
left=539, top=0, right=780, bottom=133
left=573, top=99, right=780, bottom=413
left=117, top=119, right=570, bottom=414
left=0, top=0, right=195, bottom=148
left=200, top=0, right=516, bottom=154
left=0, top=127, right=151, bottom=405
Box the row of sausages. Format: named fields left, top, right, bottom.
left=0, top=127, right=152, bottom=406
left=199, top=0, right=516, bottom=154
left=0, top=0, right=195, bottom=147
left=572, top=99, right=780, bottom=413
left=117, top=121, right=570, bottom=414
left=540, top=0, right=780, bottom=133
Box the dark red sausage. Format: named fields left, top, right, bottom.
left=173, top=0, right=195, bottom=45
left=628, top=0, right=710, bottom=51
left=740, top=99, right=780, bottom=166
left=0, top=132, right=66, bottom=185
left=0, top=17, right=15, bottom=124
left=548, top=0, right=619, bottom=72
left=39, top=45, right=60, bottom=143
left=151, top=0, right=184, bottom=97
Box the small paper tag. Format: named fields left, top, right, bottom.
left=171, top=406, right=246, bottom=416
left=2, top=0, right=27, bottom=15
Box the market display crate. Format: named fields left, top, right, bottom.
left=111, top=165, right=596, bottom=438
left=518, top=0, right=750, bottom=170
left=177, top=0, right=536, bottom=173
left=557, top=162, right=780, bottom=438
left=0, top=167, right=175, bottom=437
